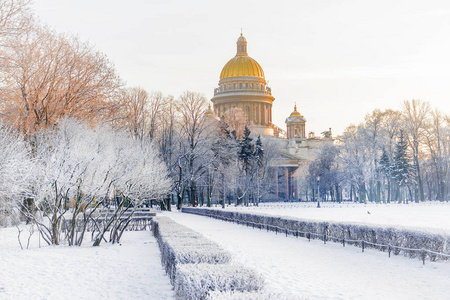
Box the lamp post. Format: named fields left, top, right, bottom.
left=316, top=176, right=321, bottom=208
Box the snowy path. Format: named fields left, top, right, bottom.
left=165, top=211, right=450, bottom=300
left=0, top=229, right=174, bottom=300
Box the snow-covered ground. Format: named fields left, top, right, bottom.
left=165, top=210, right=450, bottom=300
left=215, top=201, right=450, bottom=234
left=0, top=227, right=174, bottom=300
left=3, top=202, right=450, bottom=300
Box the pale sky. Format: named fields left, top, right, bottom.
left=33, top=0, right=450, bottom=136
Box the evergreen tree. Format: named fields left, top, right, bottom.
left=238, top=126, right=254, bottom=176
left=378, top=148, right=392, bottom=176
left=236, top=126, right=254, bottom=205
left=392, top=130, right=413, bottom=186
left=377, top=148, right=392, bottom=202
left=392, top=130, right=414, bottom=202
left=254, top=135, right=264, bottom=169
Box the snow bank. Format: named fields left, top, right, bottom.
left=151, top=217, right=264, bottom=299
left=182, top=207, right=450, bottom=261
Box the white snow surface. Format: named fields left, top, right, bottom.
left=216, top=202, right=450, bottom=234
left=164, top=210, right=450, bottom=300
left=0, top=227, right=174, bottom=300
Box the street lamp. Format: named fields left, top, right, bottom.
left=316, top=176, right=321, bottom=208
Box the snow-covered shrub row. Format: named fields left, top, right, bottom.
left=152, top=217, right=265, bottom=299
left=175, top=264, right=264, bottom=300
left=182, top=208, right=450, bottom=260
left=152, top=217, right=203, bottom=239
left=152, top=217, right=232, bottom=283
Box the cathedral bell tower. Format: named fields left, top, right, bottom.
left=285, top=104, right=306, bottom=139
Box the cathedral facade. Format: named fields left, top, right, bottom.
left=209, top=33, right=332, bottom=200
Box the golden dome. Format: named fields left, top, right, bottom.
left=219, top=34, right=265, bottom=79
left=237, top=34, right=247, bottom=43
left=290, top=105, right=302, bottom=116
left=204, top=104, right=214, bottom=116
left=220, top=56, right=265, bottom=79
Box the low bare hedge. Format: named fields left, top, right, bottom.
left=182, top=207, right=450, bottom=260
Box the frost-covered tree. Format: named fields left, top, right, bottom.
left=402, top=100, right=430, bottom=202
left=92, top=129, right=172, bottom=246
left=175, top=91, right=211, bottom=208
left=339, top=124, right=373, bottom=202
left=423, top=109, right=449, bottom=201
left=252, top=136, right=279, bottom=205
left=20, top=119, right=171, bottom=246
left=211, top=121, right=239, bottom=208
left=0, top=125, right=32, bottom=226
left=155, top=94, right=177, bottom=210
left=308, top=143, right=340, bottom=204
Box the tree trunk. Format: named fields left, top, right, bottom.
left=177, top=192, right=183, bottom=210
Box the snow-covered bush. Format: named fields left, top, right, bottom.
left=182, top=208, right=450, bottom=260
left=175, top=264, right=264, bottom=300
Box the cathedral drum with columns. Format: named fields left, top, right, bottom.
left=211, top=33, right=277, bottom=137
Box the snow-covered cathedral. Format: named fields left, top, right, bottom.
left=208, top=33, right=333, bottom=200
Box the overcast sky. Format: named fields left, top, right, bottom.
left=33, top=0, right=450, bottom=136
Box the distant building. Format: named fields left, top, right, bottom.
left=209, top=33, right=333, bottom=200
